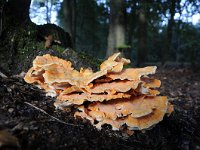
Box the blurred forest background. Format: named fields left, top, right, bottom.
left=29, top=0, right=200, bottom=67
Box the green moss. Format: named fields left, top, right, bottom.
left=116, top=44, right=131, bottom=49
left=12, top=23, right=66, bottom=63
left=2, top=21, right=103, bottom=73
left=51, top=45, right=66, bottom=53
left=78, top=51, right=101, bottom=67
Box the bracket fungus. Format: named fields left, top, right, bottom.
left=24, top=53, right=173, bottom=135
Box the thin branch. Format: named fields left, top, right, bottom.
left=24, top=102, right=83, bottom=127
left=0, top=71, right=7, bottom=78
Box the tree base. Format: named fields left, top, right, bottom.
left=0, top=22, right=73, bottom=75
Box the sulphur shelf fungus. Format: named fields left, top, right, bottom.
left=24, top=53, right=173, bottom=135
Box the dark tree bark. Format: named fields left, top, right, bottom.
left=137, top=2, right=147, bottom=66
left=45, top=0, right=50, bottom=23
left=161, top=0, right=176, bottom=64
left=106, top=0, right=126, bottom=57
left=127, top=2, right=137, bottom=47
left=0, top=0, right=32, bottom=74
left=4, top=0, right=31, bottom=25
left=62, top=0, right=76, bottom=48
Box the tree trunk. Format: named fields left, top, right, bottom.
left=0, top=0, right=72, bottom=75
left=0, top=0, right=32, bottom=74
left=71, top=0, right=76, bottom=48
left=4, top=0, right=31, bottom=25
left=106, top=0, right=126, bottom=57
left=137, top=3, right=147, bottom=66
left=62, top=0, right=76, bottom=48
left=127, top=2, right=137, bottom=46
left=161, top=0, right=176, bottom=64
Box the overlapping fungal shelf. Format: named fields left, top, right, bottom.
left=24, top=53, right=173, bottom=134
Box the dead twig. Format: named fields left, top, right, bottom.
left=0, top=71, right=7, bottom=78
left=168, top=97, right=179, bottom=102
left=24, top=102, right=83, bottom=127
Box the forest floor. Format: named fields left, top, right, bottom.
left=0, top=67, right=200, bottom=150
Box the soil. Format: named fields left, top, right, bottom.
left=0, top=67, right=200, bottom=150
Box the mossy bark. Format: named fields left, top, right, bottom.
left=0, top=0, right=34, bottom=74
left=0, top=0, right=73, bottom=75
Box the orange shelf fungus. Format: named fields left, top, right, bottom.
left=24, top=53, right=173, bottom=135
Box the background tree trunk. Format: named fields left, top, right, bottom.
left=137, top=2, right=147, bottom=66
left=161, top=0, right=176, bottom=64
left=106, top=0, right=126, bottom=57
left=62, top=0, right=76, bottom=48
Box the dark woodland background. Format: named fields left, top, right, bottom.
left=31, top=0, right=200, bottom=66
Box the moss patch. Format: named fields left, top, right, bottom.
left=0, top=21, right=101, bottom=74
